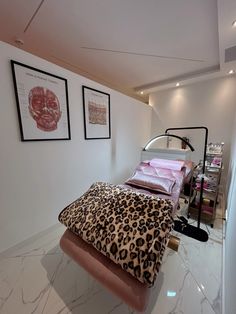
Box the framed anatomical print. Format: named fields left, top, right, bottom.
left=11, top=60, right=71, bottom=141
left=82, top=85, right=111, bottom=139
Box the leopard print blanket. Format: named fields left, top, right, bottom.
left=58, top=182, right=174, bottom=286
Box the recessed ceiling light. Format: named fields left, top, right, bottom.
left=14, top=38, right=24, bottom=46
left=140, top=91, right=144, bottom=95
left=229, top=70, right=235, bottom=74
left=232, top=20, right=236, bottom=28
left=176, top=82, right=180, bottom=87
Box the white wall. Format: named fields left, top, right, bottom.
left=149, top=76, right=236, bottom=188
left=224, top=109, right=236, bottom=314
left=224, top=103, right=236, bottom=314
left=0, top=41, right=151, bottom=253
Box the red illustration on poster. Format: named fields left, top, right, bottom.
left=28, top=86, right=62, bottom=132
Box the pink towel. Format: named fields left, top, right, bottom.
left=150, top=158, right=185, bottom=171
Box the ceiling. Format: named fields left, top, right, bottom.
left=0, top=0, right=235, bottom=102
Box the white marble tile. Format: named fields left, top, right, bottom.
left=0, top=211, right=223, bottom=314
left=145, top=250, right=216, bottom=314
left=168, top=199, right=224, bottom=313
left=0, top=224, right=66, bottom=260
left=0, top=252, right=64, bottom=314
left=42, top=253, right=93, bottom=314
left=171, top=203, right=223, bottom=314
left=41, top=252, right=135, bottom=314
left=178, top=239, right=221, bottom=310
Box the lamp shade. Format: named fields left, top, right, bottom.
left=143, top=134, right=195, bottom=152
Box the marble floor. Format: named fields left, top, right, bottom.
left=0, top=200, right=224, bottom=314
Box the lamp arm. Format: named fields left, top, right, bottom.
left=143, top=133, right=195, bottom=152
left=165, top=126, right=208, bottom=174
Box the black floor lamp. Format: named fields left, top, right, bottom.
left=143, top=127, right=209, bottom=242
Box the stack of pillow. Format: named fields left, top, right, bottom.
left=125, top=158, right=186, bottom=195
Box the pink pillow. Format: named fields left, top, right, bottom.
left=149, top=158, right=185, bottom=171
left=125, top=171, right=175, bottom=195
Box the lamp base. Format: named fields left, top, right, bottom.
left=174, top=220, right=208, bottom=242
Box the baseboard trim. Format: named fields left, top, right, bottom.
left=0, top=223, right=64, bottom=258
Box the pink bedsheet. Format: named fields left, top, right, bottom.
left=122, top=161, right=185, bottom=213
left=149, top=158, right=185, bottom=171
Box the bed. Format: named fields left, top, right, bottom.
left=59, top=158, right=193, bottom=312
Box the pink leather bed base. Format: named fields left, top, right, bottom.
left=60, top=229, right=150, bottom=313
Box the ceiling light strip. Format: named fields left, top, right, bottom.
left=24, top=0, right=45, bottom=33
left=81, top=46, right=204, bottom=63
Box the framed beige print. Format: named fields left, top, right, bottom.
left=82, top=85, right=111, bottom=140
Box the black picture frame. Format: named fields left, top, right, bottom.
left=11, top=60, right=71, bottom=141
left=82, top=85, right=111, bottom=139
